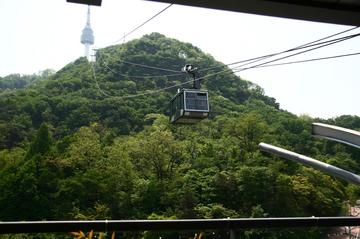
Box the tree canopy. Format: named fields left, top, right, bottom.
left=0, top=33, right=359, bottom=239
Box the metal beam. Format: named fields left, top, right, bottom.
left=259, top=142, right=360, bottom=185
left=312, top=123, right=360, bottom=149
left=1, top=217, right=360, bottom=234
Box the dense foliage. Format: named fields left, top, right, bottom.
left=1, top=33, right=360, bottom=239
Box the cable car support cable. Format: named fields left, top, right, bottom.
left=90, top=30, right=360, bottom=98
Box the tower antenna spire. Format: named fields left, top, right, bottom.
left=80, top=5, right=94, bottom=60
left=86, top=5, right=91, bottom=25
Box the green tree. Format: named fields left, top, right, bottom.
left=26, top=123, right=53, bottom=159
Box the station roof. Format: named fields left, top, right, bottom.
left=145, top=0, right=360, bottom=26
left=66, top=0, right=360, bottom=26
left=66, top=0, right=102, bottom=7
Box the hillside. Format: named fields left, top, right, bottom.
left=0, top=33, right=280, bottom=148
left=1, top=33, right=360, bottom=239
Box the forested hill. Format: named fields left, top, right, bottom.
left=1, top=32, right=360, bottom=239
left=0, top=32, right=279, bottom=148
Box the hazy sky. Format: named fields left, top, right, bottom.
left=1, top=0, right=359, bottom=119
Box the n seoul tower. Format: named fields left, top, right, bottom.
left=80, top=6, right=94, bottom=60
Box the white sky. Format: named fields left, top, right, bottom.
left=1, top=0, right=359, bottom=119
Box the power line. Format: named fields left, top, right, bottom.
left=111, top=3, right=173, bottom=45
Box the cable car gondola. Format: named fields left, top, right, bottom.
left=170, top=65, right=209, bottom=124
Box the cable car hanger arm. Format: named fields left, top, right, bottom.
left=182, top=64, right=201, bottom=89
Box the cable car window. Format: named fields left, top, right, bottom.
left=197, top=100, right=208, bottom=110
left=186, top=92, right=196, bottom=98
left=186, top=99, right=196, bottom=109
left=185, top=91, right=209, bottom=111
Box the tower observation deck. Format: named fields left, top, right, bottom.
left=81, top=6, right=94, bottom=60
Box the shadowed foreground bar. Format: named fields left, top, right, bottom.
left=1, top=217, right=360, bottom=234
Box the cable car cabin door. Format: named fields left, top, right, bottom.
left=170, top=89, right=209, bottom=124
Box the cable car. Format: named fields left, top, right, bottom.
left=170, top=89, right=209, bottom=124
left=170, top=64, right=209, bottom=124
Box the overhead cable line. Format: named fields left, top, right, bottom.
left=91, top=52, right=186, bottom=97
left=89, top=61, right=112, bottom=97
left=109, top=58, right=181, bottom=73
left=202, top=34, right=358, bottom=74
left=181, top=32, right=360, bottom=90
left=232, top=33, right=360, bottom=69
left=101, top=60, right=184, bottom=79
left=98, top=50, right=182, bottom=73
left=95, top=50, right=360, bottom=99
left=96, top=25, right=359, bottom=83
left=111, top=3, right=173, bottom=45
left=94, top=26, right=358, bottom=80
left=187, top=32, right=360, bottom=84
left=91, top=29, right=360, bottom=99
left=97, top=30, right=358, bottom=81
left=230, top=32, right=360, bottom=74
left=199, top=26, right=359, bottom=73
left=92, top=2, right=174, bottom=66
left=253, top=52, right=360, bottom=69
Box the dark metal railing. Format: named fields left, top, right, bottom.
left=1, top=217, right=360, bottom=234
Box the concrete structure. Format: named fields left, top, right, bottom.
left=259, top=142, right=360, bottom=186
left=312, top=123, right=360, bottom=149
